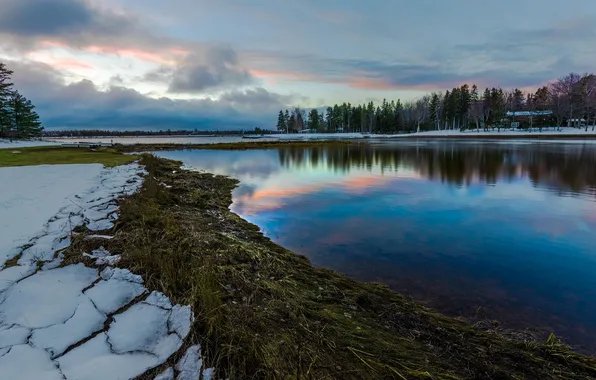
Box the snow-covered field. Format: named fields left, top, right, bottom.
left=0, top=163, right=212, bottom=379
left=0, top=138, right=59, bottom=149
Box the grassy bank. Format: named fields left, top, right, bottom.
left=0, top=146, right=139, bottom=167
left=65, top=155, right=596, bottom=380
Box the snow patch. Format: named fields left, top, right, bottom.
left=0, top=264, right=36, bottom=292
left=85, top=268, right=146, bottom=314
left=154, top=367, right=175, bottom=380
left=145, top=291, right=173, bottom=310
left=176, top=345, right=203, bottom=380
left=30, top=297, right=106, bottom=358
left=0, top=264, right=98, bottom=328
left=83, top=247, right=121, bottom=266
left=0, top=344, right=64, bottom=380
left=57, top=333, right=159, bottom=380
left=0, top=325, right=31, bottom=349
left=108, top=303, right=183, bottom=361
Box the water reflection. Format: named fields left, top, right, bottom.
left=157, top=141, right=596, bottom=353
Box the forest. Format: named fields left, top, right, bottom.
left=276, top=72, right=596, bottom=134
left=0, top=62, right=43, bottom=139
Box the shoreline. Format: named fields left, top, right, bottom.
left=69, top=154, right=595, bottom=379
left=2, top=146, right=596, bottom=378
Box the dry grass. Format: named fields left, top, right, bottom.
left=66, top=155, right=596, bottom=380
left=0, top=146, right=139, bottom=167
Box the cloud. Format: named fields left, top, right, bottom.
left=8, top=60, right=294, bottom=130
left=143, top=46, right=256, bottom=94
left=0, top=0, right=144, bottom=48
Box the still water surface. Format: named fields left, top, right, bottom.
left=157, top=141, right=596, bottom=352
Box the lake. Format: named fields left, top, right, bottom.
left=157, top=141, right=596, bottom=352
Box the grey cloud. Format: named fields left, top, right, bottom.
left=8, top=60, right=294, bottom=130
left=164, top=47, right=255, bottom=93
left=0, top=0, right=135, bottom=37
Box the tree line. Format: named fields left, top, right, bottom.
left=0, top=62, right=43, bottom=139
left=276, top=72, right=596, bottom=134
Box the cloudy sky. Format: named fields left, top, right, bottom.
left=1, top=0, right=595, bottom=130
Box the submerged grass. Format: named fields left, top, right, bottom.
left=0, top=146, right=139, bottom=167
left=67, top=155, right=596, bottom=380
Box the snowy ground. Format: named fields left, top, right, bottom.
left=0, top=138, right=59, bottom=149
left=0, top=163, right=212, bottom=379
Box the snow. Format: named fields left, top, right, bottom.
left=0, top=138, right=59, bottom=149
left=0, top=164, right=103, bottom=267
left=0, top=264, right=99, bottom=328
left=108, top=302, right=184, bottom=361
left=0, top=161, right=204, bottom=379
left=0, top=345, right=64, bottom=380
left=154, top=367, right=174, bottom=380
left=145, top=291, right=173, bottom=310
left=30, top=297, right=106, bottom=358
left=84, top=247, right=122, bottom=265
left=57, top=333, right=159, bottom=380
left=0, top=325, right=31, bottom=348
left=176, top=345, right=203, bottom=380
left=85, top=268, right=146, bottom=314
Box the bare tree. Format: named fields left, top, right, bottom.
left=550, top=73, right=582, bottom=127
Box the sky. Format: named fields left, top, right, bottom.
left=1, top=0, right=595, bottom=130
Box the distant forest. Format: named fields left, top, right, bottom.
left=43, top=128, right=274, bottom=138
left=276, top=72, right=596, bottom=134
left=0, top=62, right=43, bottom=139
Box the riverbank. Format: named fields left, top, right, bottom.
left=66, top=153, right=595, bottom=379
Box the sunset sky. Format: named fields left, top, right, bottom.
left=1, top=0, right=595, bottom=130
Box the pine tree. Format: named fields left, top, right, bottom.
left=0, top=62, right=14, bottom=137
left=429, top=93, right=440, bottom=130
left=9, top=91, right=43, bottom=138
left=276, top=110, right=286, bottom=132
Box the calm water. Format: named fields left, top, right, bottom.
left=157, top=141, right=596, bottom=352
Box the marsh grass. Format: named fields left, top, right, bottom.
left=65, top=154, right=596, bottom=380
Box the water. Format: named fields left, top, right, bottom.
left=156, top=141, right=596, bottom=352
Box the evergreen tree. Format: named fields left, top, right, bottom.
left=429, top=93, right=440, bottom=130
left=276, top=110, right=286, bottom=132
left=0, top=62, right=14, bottom=137
left=9, top=91, right=43, bottom=138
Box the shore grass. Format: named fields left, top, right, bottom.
left=0, top=146, right=139, bottom=167
left=65, top=155, right=596, bottom=380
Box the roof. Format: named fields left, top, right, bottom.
left=506, top=110, right=553, bottom=117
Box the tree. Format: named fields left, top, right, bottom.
left=284, top=109, right=290, bottom=133
left=0, top=62, right=14, bottom=137
left=429, top=93, right=440, bottom=130
left=276, top=110, right=286, bottom=132
left=8, top=91, right=43, bottom=138
left=551, top=73, right=581, bottom=127
left=307, top=109, right=320, bottom=131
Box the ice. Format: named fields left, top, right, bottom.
left=0, top=164, right=104, bottom=266
left=85, top=269, right=147, bottom=314
left=0, top=345, right=64, bottom=380
left=57, top=333, right=159, bottom=380
left=169, top=304, right=193, bottom=339
left=154, top=367, right=174, bottom=380
left=145, top=291, right=173, bottom=310
left=0, top=264, right=98, bottom=328
left=176, top=345, right=202, bottom=380
left=107, top=303, right=183, bottom=361
left=0, top=325, right=31, bottom=349
left=30, top=297, right=106, bottom=358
